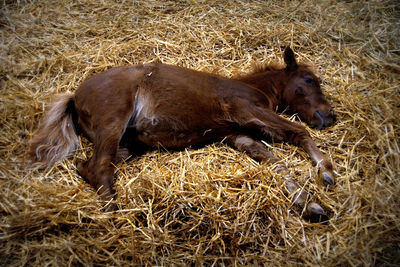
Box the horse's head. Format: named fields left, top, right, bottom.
left=281, top=47, right=335, bottom=129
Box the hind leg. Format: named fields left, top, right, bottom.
left=77, top=118, right=133, bottom=210
left=78, top=131, right=120, bottom=200
left=227, top=134, right=325, bottom=217
left=114, top=147, right=131, bottom=163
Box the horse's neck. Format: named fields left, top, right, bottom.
left=235, top=70, right=286, bottom=111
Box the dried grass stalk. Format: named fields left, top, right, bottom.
left=0, top=0, right=399, bottom=265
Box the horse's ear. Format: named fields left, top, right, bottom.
left=284, top=47, right=298, bottom=72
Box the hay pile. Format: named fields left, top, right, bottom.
left=1, top=0, right=399, bottom=265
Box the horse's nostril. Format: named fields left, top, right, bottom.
left=315, top=109, right=325, bottom=119
left=314, top=109, right=325, bottom=130
left=328, top=109, right=336, bottom=122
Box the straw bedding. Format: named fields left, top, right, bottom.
left=1, top=0, right=399, bottom=265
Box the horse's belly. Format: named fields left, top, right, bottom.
left=133, top=115, right=218, bottom=148
left=137, top=129, right=213, bottom=148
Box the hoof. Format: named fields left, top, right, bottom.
left=322, top=172, right=334, bottom=186
left=101, top=194, right=118, bottom=212
left=306, top=202, right=329, bottom=223
left=103, top=201, right=118, bottom=212
left=307, top=202, right=325, bottom=216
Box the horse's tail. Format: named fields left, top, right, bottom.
left=29, top=93, right=79, bottom=168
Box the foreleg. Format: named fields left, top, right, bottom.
left=227, top=134, right=325, bottom=217
left=232, top=105, right=335, bottom=186
left=227, top=134, right=280, bottom=163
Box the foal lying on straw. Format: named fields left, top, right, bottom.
left=30, top=47, right=336, bottom=218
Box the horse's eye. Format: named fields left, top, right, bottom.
left=304, top=77, right=314, bottom=84
left=295, top=87, right=305, bottom=96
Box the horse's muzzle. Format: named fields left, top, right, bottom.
left=314, top=109, right=336, bottom=130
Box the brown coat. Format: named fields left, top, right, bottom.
left=29, top=47, right=335, bottom=217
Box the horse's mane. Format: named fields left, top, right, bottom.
left=251, top=61, right=284, bottom=73
left=233, top=60, right=319, bottom=81
left=232, top=61, right=284, bottom=80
